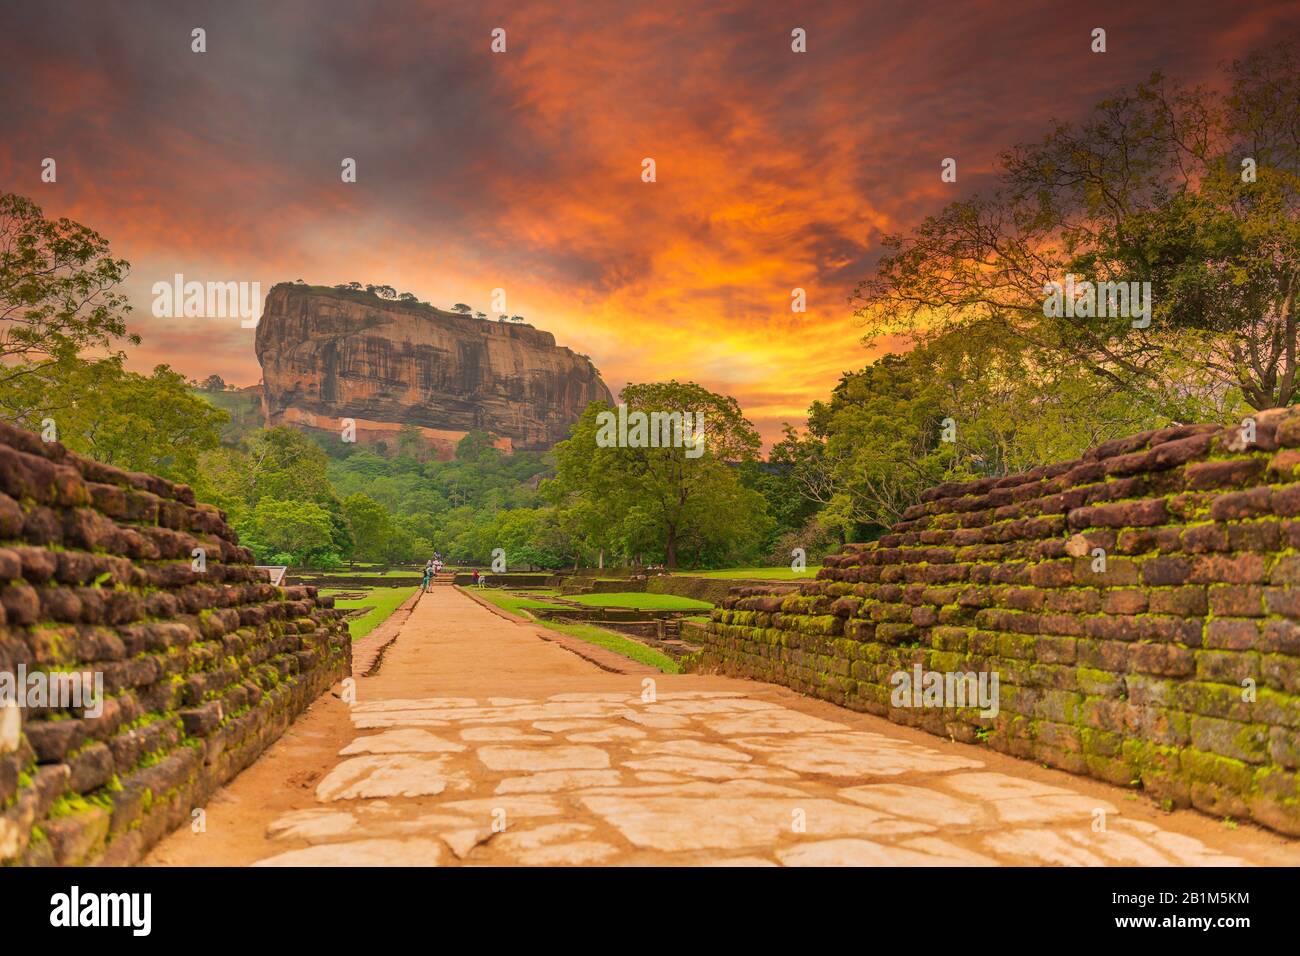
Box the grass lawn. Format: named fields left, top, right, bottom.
left=340, top=570, right=423, bottom=578
left=691, top=566, right=822, bottom=580
left=473, top=590, right=568, bottom=615
left=544, top=620, right=681, bottom=674
left=569, top=592, right=712, bottom=611
left=322, top=586, right=417, bottom=640
left=471, top=588, right=679, bottom=674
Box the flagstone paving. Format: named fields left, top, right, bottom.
left=145, top=586, right=1300, bottom=867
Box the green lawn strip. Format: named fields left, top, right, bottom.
left=544, top=620, right=681, bottom=674
left=316, top=570, right=422, bottom=579
left=473, top=590, right=568, bottom=615
left=471, top=588, right=679, bottom=674
left=568, top=591, right=712, bottom=611
left=689, top=567, right=822, bottom=580
left=322, top=586, right=418, bottom=640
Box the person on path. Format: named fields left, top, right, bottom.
left=471, top=568, right=480, bottom=587
left=421, top=561, right=434, bottom=592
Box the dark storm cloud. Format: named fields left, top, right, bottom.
left=2, top=0, right=1296, bottom=437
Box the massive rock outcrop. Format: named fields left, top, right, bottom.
left=255, top=284, right=612, bottom=454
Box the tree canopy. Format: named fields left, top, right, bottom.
left=0, top=192, right=137, bottom=390
left=549, top=381, right=770, bottom=568
left=852, top=38, right=1299, bottom=416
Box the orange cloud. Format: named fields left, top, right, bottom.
left=1, top=0, right=1292, bottom=446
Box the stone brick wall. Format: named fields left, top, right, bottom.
left=0, top=423, right=350, bottom=865
left=695, top=409, right=1300, bottom=836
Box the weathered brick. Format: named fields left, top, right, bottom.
left=1208, top=585, right=1265, bottom=617
left=1204, top=618, right=1261, bottom=651
left=1270, top=555, right=1300, bottom=585
left=1190, top=553, right=1267, bottom=585
left=1148, top=586, right=1207, bottom=616
left=1209, top=487, right=1272, bottom=521
left=1184, top=458, right=1265, bottom=490
left=0, top=423, right=349, bottom=868
left=1190, top=716, right=1269, bottom=764
left=1142, top=556, right=1193, bottom=586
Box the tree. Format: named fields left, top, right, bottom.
left=2, top=359, right=226, bottom=483
left=737, top=458, right=821, bottom=555
left=852, top=37, right=1300, bottom=415
left=622, top=380, right=762, bottom=462
left=342, top=493, right=388, bottom=559
left=455, top=430, right=501, bottom=464
left=0, top=193, right=137, bottom=395
left=239, top=427, right=352, bottom=557
left=549, top=381, right=769, bottom=568
left=398, top=292, right=418, bottom=302
left=773, top=325, right=1168, bottom=537
left=474, top=311, right=487, bottom=321
left=200, top=373, right=226, bottom=392
left=244, top=497, right=337, bottom=567
left=190, top=445, right=255, bottom=523
left=243, top=426, right=338, bottom=506
left=341, top=492, right=422, bottom=562
left=396, top=423, right=425, bottom=460
left=376, top=284, right=397, bottom=299
left=450, top=303, right=472, bottom=314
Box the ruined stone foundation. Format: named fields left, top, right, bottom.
left=0, top=423, right=350, bottom=865
left=696, top=409, right=1300, bottom=835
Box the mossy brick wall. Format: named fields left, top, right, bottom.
left=0, top=423, right=350, bottom=865
left=697, top=408, right=1300, bottom=836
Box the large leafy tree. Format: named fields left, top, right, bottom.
left=342, top=492, right=428, bottom=563
left=243, top=426, right=339, bottom=507
left=242, top=497, right=339, bottom=567
left=0, top=192, right=137, bottom=392
left=549, top=381, right=769, bottom=568
left=0, top=194, right=230, bottom=482
left=852, top=38, right=1300, bottom=415
left=193, top=427, right=353, bottom=562
left=14, top=360, right=226, bottom=482
left=774, top=325, right=1168, bottom=537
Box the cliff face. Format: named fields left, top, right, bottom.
left=255, top=284, right=612, bottom=453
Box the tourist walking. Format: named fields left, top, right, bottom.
left=421, top=560, right=434, bottom=592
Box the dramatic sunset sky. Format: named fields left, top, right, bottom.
left=2, top=0, right=1296, bottom=443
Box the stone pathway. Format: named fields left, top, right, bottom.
left=145, top=587, right=1300, bottom=867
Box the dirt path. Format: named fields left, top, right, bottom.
left=145, top=586, right=1300, bottom=866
